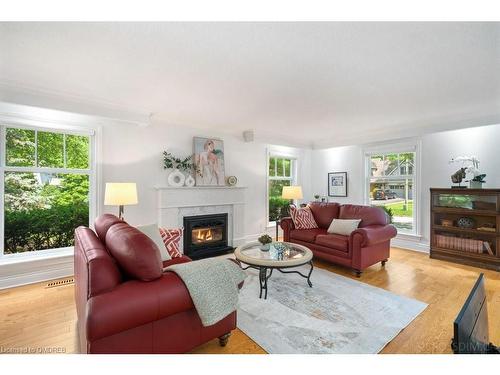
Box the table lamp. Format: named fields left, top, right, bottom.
left=104, top=183, right=138, bottom=220
left=282, top=185, right=303, bottom=201
left=275, top=185, right=304, bottom=240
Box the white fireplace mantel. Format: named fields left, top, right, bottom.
left=154, top=185, right=247, bottom=208
left=154, top=185, right=248, bottom=249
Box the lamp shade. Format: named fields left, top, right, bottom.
left=282, top=185, right=303, bottom=200
left=104, top=183, right=138, bottom=206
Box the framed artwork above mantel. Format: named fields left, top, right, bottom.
left=193, top=136, right=226, bottom=186
left=328, top=172, right=348, bottom=197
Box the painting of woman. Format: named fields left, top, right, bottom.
left=193, top=137, right=226, bottom=186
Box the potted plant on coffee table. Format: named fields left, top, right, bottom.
left=258, top=234, right=273, bottom=251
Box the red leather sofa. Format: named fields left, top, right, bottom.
left=280, top=202, right=397, bottom=276
left=74, top=214, right=236, bottom=354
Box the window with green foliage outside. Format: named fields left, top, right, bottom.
left=368, top=151, right=416, bottom=234
left=2, top=126, right=92, bottom=254
left=268, top=156, right=295, bottom=223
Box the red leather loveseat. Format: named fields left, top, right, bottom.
left=280, top=202, right=397, bottom=276
left=74, top=214, right=236, bottom=353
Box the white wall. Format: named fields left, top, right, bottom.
left=310, top=123, right=500, bottom=251
left=100, top=122, right=311, bottom=239
left=310, top=145, right=364, bottom=205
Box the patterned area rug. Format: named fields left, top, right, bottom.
left=237, top=266, right=427, bottom=354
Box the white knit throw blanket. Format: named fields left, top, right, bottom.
left=164, top=258, right=246, bottom=327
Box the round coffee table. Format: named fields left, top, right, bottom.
left=234, top=241, right=314, bottom=299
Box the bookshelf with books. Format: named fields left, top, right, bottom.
left=430, top=188, right=500, bottom=271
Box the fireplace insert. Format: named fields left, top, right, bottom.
left=183, top=213, right=233, bottom=259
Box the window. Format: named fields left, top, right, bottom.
left=366, top=150, right=417, bottom=234
left=268, top=156, right=296, bottom=223
left=0, top=125, right=94, bottom=256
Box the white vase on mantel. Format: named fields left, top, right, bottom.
left=167, top=168, right=185, bottom=187
left=185, top=175, right=195, bottom=187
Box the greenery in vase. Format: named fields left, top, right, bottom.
left=163, top=151, right=198, bottom=174
left=258, top=234, right=273, bottom=245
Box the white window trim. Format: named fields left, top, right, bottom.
left=266, top=150, right=298, bottom=227
left=0, top=119, right=99, bottom=263
left=362, top=139, right=422, bottom=238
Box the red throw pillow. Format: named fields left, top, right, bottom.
left=290, top=205, right=318, bottom=229
left=159, top=227, right=183, bottom=258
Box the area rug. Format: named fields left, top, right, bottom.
left=237, top=266, right=427, bottom=354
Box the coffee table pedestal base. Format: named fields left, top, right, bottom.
left=242, top=261, right=314, bottom=299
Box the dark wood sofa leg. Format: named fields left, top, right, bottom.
left=218, top=333, right=231, bottom=347
left=381, top=259, right=388, bottom=266
left=354, top=270, right=362, bottom=278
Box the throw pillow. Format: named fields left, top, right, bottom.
left=290, top=205, right=318, bottom=229
left=159, top=227, right=183, bottom=258
left=136, top=224, right=172, bottom=261
left=106, top=223, right=163, bottom=281
left=327, top=219, right=361, bottom=236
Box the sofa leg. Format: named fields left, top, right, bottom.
left=381, top=259, right=388, bottom=267
left=218, top=333, right=231, bottom=347
left=354, top=270, right=362, bottom=278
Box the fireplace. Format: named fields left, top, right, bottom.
left=183, top=213, right=233, bottom=259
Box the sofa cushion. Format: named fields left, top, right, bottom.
left=327, top=218, right=361, bottom=236
left=315, top=234, right=349, bottom=252
left=308, top=202, right=340, bottom=228
left=94, top=214, right=123, bottom=244
left=290, top=205, right=318, bottom=229
left=339, top=204, right=389, bottom=227
left=106, top=222, right=163, bottom=282
left=290, top=228, right=327, bottom=243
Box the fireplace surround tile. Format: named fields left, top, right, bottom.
left=155, top=186, right=246, bottom=253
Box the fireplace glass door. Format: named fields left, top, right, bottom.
left=192, top=226, right=224, bottom=245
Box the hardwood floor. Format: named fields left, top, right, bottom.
left=1, top=247, right=499, bottom=354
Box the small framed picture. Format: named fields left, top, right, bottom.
left=328, top=172, right=347, bottom=197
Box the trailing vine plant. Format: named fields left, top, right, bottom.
left=162, top=151, right=200, bottom=175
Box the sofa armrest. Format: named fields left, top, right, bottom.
left=351, top=225, right=397, bottom=247
left=279, top=217, right=295, bottom=242
left=86, top=272, right=194, bottom=342
left=280, top=217, right=295, bottom=231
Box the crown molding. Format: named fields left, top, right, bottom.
left=0, top=79, right=151, bottom=127
left=312, top=112, right=500, bottom=150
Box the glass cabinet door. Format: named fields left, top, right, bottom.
left=432, top=193, right=498, bottom=212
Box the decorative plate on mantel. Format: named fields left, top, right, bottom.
left=226, top=176, right=238, bottom=186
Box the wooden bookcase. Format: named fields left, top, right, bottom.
left=430, top=188, right=500, bottom=271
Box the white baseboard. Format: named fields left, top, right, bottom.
left=392, top=237, right=430, bottom=253
left=0, top=254, right=74, bottom=290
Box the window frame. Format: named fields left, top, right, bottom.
left=266, top=152, right=298, bottom=226
left=363, top=140, right=421, bottom=237
left=0, top=122, right=97, bottom=260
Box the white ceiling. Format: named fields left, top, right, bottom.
left=0, top=22, right=499, bottom=148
